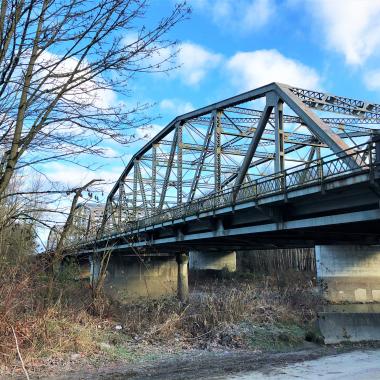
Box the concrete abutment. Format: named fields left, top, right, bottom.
left=316, top=245, right=380, bottom=344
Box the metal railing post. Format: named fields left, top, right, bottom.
left=253, top=180, right=258, bottom=199
left=318, top=158, right=323, bottom=180
left=318, top=158, right=325, bottom=194
left=372, top=134, right=380, bottom=166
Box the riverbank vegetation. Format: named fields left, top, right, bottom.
left=0, top=240, right=321, bottom=376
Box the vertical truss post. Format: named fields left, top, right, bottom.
left=132, top=161, right=138, bottom=218
left=136, top=159, right=148, bottom=216
left=117, top=186, right=122, bottom=227
left=152, top=144, right=157, bottom=213
left=158, top=127, right=179, bottom=210
left=188, top=113, right=215, bottom=202
left=110, top=201, right=117, bottom=229
left=275, top=98, right=285, bottom=190
left=177, top=122, right=183, bottom=205
left=118, top=183, right=127, bottom=226
left=99, top=200, right=111, bottom=236
left=100, top=200, right=116, bottom=234
left=214, top=110, right=222, bottom=193
left=275, top=98, right=285, bottom=173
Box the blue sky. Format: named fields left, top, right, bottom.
left=43, top=0, right=380, bottom=194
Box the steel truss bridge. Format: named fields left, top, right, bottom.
left=53, top=82, right=380, bottom=254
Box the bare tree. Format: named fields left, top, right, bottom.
left=0, top=170, right=41, bottom=227
left=0, top=0, right=189, bottom=199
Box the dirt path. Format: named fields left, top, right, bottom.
left=218, top=349, right=380, bottom=379
left=9, top=344, right=372, bottom=380
left=5, top=344, right=380, bottom=379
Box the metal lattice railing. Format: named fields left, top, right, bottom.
left=78, top=143, right=375, bottom=244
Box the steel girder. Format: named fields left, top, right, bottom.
left=100, top=83, right=380, bottom=235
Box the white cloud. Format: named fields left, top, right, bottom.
left=122, top=36, right=221, bottom=86
left=101, top=146, right=120, bottom=158
left=304, top=0, right=380, bottom=66
left=225, top=49, right=321, bottom=91
left=44, top=162, right=123, bottom=192
left=190, top=0, right=275, bottom=33
left=363, top=70, right=380, bottom=91
left=159, top=99, right=195, bottom=115
left=136, top=124, right=164, bottom=141
left=35, top=50, right=117, bottom=108
left=176, top=42, right=222, bottom=86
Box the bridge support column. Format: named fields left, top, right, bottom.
left=189, top=250, right=236, bottom=272
left=89, top=253, right=178, bottom=302
left=77, top=256, right=91, bottom=280
left=89, top=254, right=101, bottom=284
left=316, top=245, right=380, bottom=343
left=176, top=253, right=189, bottom=303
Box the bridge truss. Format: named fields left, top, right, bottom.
left=53, top=82, right=380, bottom=249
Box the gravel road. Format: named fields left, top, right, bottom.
left=218, top=349, right=380, bottom=380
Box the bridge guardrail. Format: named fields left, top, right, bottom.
left=75, top=142, right=376, bottom=245
left=131, top=144, right=373, bottom=231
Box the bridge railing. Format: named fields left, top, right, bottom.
left=82, top=142, right=375, bottom=244
left=102, top=142, right=373, bottom=237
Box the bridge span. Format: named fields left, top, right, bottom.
left=54, top=82, right=380, bottom=344
left=83, top=144, right=380, bottom=253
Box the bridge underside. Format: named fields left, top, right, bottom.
left=80, top=216, right=380, bottom=255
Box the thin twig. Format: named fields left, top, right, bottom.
left=11, top=326, right=30, bottom=380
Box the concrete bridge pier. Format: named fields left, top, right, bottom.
left=177, top=253, right=189, bottom=303
left=316, top=245, right=380, bottom=343
left=89, top=252, right=189, bottom=303
left=189, top=250, right=237, bottom=272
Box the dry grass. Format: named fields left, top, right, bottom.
left=0, top=255, right=104, bottom=370
left=114, top=271, right=321, bottom=349
left=0, top=249, right=321, bottom=373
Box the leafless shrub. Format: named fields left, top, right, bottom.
left=116, top=273, right=321, bottom=349
left=0, top=244, right=99, bottom=369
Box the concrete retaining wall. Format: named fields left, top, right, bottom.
left=318, top=304, right=380, bottom=344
